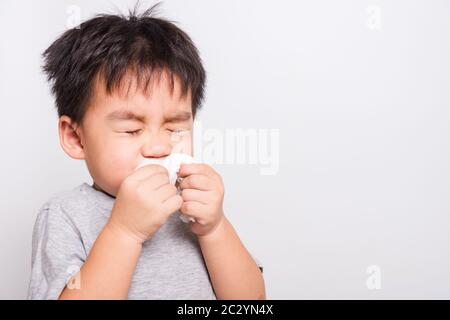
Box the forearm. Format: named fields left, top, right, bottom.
left=198, top=216, right=266, bottom=300
left=59, top=221, right=142, bottom=299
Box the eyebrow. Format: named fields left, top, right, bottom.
left=106, top=110, right=192, bottom=123
left=106, top=110, right=146, bottom=122
left=164, top=111, right=192, bottom=123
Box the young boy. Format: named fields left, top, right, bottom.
left=27, top=5, right=265, bottom=300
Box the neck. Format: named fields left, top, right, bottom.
left=92, top=182, right=116, bottom=199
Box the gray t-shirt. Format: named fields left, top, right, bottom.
left=27, top=182, right=263, bottom=300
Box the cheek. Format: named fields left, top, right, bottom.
left=170, top=133, right=193, bottom=156
left=109, top=142, right=141, bottom=172
left=95, top=140, right=140, bottom=180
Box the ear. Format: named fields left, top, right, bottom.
left=58, top=116, right=85, bottom=160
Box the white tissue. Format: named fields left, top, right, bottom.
left=135, top=153, right=200, bottom=223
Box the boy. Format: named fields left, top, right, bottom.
left=27, top=5, right=265, bottom=300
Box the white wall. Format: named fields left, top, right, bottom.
left=0, top=0, right=449, bottom=299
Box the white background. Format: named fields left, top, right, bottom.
left=0, top=0, right=449, bottom=299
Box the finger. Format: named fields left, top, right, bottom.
left=133, top=164, right=168, bottom=181
left=180, top=188, right=209, bottom=205
left=178, top=163, right=219, bottom=180
left=155, top=183, right=178, bottom=202
left=180, top=200, right=207, bottom=218
left=139, top=171, right=170, bottom=190
left=178, top=174, right=214, bottom=191
left=162, top=194, right=183, bottom=215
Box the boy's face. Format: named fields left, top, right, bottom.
left=60, top=71, right=194, bottom=197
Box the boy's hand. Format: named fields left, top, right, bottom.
left=107, top=165, right=183, bottom=244
left=177, top=164, right=225, bottom=237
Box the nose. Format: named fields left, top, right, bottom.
left=141, top=131, right=172, bottom=158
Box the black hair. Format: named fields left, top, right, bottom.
left=42, top=2, right=206, bottom=124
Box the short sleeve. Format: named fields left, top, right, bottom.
left=27, top=201, right=86, bottom=300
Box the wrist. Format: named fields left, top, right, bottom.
left=197, top=215, right=227, bottom=243
left=105, top=219, right=145, bottom=248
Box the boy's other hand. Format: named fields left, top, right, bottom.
left=177, top=164, right=225, bottom=237
left=107, top=164, right=183, bottom=244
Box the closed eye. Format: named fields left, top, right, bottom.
left=125, top=129, right=142, bottom=136
left=167, top=128, right=190, bottom=135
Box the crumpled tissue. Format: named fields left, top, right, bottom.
left=135, top=153, right=199, bottom=223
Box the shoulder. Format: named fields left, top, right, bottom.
left=39, top=183, right=85, bottom=211
left=34, top=183, right=98, bottom=229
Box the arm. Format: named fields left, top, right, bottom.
left=59, top=221, right=142, bottom=300
left=177, top=163, right=266, bottom=300
left=60, top=165, right=182, bottom=299
left=197, top=216, right=266, bottom=300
